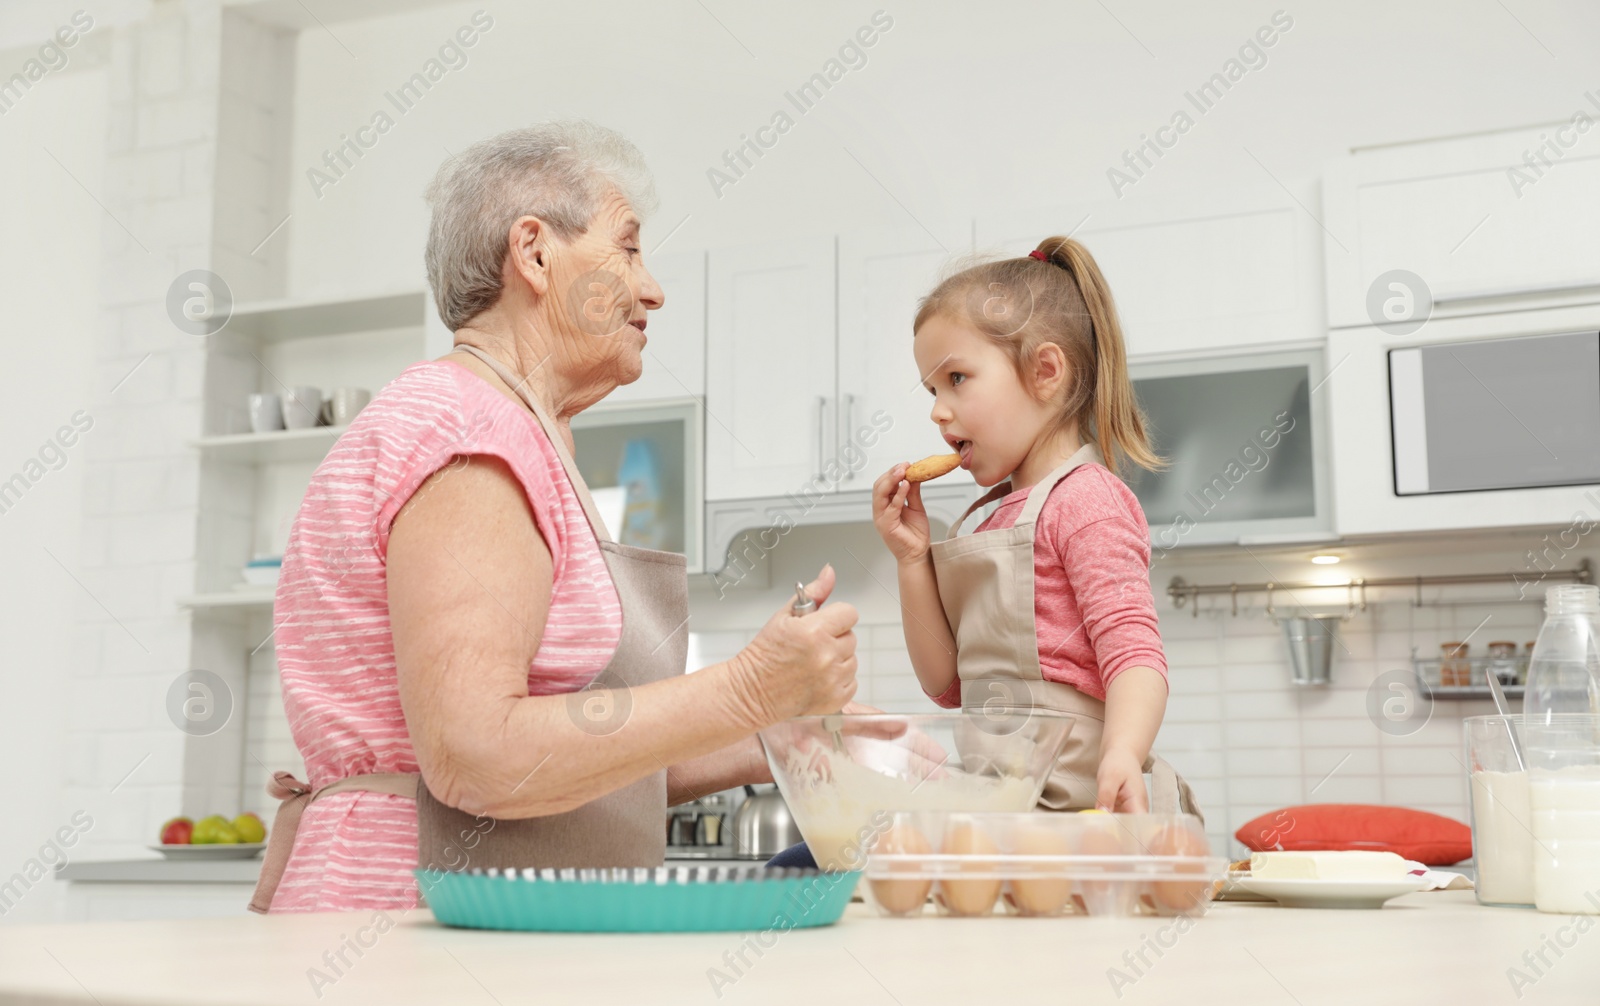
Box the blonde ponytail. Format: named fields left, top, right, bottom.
left=914, top=236, right=1164, bottom=477
left=1036, top=237, right=1164, bottom=474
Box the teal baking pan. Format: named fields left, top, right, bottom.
left=416, top=865, right=860, bottom=933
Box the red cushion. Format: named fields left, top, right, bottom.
left=1234, top=804, right=1472, bottom=865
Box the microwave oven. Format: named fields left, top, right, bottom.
left=1388, top=329, right=1600, bottom=496
left=1328, top=304, right=1600, bottom=536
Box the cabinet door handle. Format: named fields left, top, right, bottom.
left=840, top=394, right=856, bottom=481
left=815, top=395, right=827, bottom=482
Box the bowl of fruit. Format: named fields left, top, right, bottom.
left=151, top=812, right=268, bottom=859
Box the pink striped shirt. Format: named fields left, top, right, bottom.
left=269, top=359, right=622, bottom=912
left=930, top=462, right=1167, bottom=707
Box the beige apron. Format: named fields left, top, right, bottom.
left=250, top=343, right=689, bottom=913
left=929, top=443, right=1202, bottom=821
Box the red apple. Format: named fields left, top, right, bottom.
left=160, top=816, right=194, bottom=845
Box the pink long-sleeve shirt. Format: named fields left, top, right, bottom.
left=930, top=461, right=1167, bottom=707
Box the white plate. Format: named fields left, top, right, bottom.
left=1238, top=876, right=1427, bottom=909
left=149, top=843, right=266, bottom=860
left=1215, top=871, right=1273, bottom=902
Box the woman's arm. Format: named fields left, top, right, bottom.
left=664, top=738, right=772, bottom=804
left=387, top=454, right=858, bottom=820
left=660, top=698, right=886, bottom=803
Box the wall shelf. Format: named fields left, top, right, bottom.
left=192, top=426, right=344, bottom=464
left=178, top=590, right=275, bottom=610
left=1426, top=685, right=1524, bottom=701
left=225, top=289, right=427, bottom=343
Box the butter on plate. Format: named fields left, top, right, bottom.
left=1249, top=851, right=1412, bottom=882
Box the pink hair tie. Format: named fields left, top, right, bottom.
left=1028, top=249, right=1048, bottom=261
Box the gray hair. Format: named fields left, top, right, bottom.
left=423, top=120, right=659, bottom=331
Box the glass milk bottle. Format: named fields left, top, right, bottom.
left=1523, top=585, right=1600, bottom=725
left=1526, top=715, right=1600, bottom=914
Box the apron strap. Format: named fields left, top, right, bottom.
left=1145, top=754, right=1204, bottom=825
left=943, top=481, right=1014, bottom=539
left=942, top=443, right=1106, bottom=540
left=248, top=771, right=419, bottom=914
left=1016, top=442, right=1104, bottom=526
left=449, top=343, right=615, bottom=545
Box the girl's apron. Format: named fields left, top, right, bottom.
left=928, top=443, right=1202, bottom=820
left=249, top=343, right=689, bottom=913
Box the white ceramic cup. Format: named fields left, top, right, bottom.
left=282, top=386, right=323, bottom=430
left=329, top=387, right=372, bottom=427
left=248, top=393, right=284, bottom=433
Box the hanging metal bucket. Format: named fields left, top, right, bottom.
left=1282, top=616, right=1338, bottom=686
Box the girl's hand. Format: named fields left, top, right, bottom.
left=872, top=463, right=932, bottom=565
left=1095, top=748, right=1149, bottom=813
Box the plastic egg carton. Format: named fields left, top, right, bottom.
left=861, top=810, right=1227, bottom=919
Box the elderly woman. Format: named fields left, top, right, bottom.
left=250, top=121, right=859, bottom=913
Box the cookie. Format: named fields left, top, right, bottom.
left=905, top=453, right=961, bottom=482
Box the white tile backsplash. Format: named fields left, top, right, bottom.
left=1306, top=747, right=1382, bottom=779
left=1167, top=666, right=1220, bottom=695
left=1225, top=749, right=1303, bottom=778
left=1229, top=777, right=1306, bottom=805
left=1223, top=720, right=1303, bottom=748
left=1379, top=746, right=1466, bottom=777
left=1165, top=693, right=1224, bottom=723
left=1298, top=718, right=1373, bottom=747
left=1306, top=777, right=1385, bottom=804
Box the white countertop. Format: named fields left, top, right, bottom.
left=0, top=890, right=1592, bottom=1005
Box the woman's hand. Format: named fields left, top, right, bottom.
left=731, top=564, right=859, bottom=725
left=1095, top=747, right=1149, bottom=813
left=872, top=463, right=932, bottom=564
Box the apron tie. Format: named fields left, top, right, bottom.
left=249, top=771, right=419, bottom=914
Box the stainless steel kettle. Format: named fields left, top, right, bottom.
left=731, top=784, right=804, bottom=860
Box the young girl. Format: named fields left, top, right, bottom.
left=871, top=236, right=1200, bottom=818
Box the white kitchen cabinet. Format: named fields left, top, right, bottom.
left=606, top=250, right=707, bottom=404
left=1322, top=124, right=1600, bottom=330
left=975, top=183, right=1324, bottom=360
left=837, top=224, right=975, bottom=490
left=1130, top=348, right=1334, bottom=548
left=705, top=236, right=837, bottom=500
left=57, top=859, right=259, bottom=921
left=1326, top=304, right=1600, bottom=537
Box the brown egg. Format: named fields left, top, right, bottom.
left=1073, top=819, right=1134, bottom=916
left=867, top=823, right=933, bottom=916
left=934, top=822, right=1002, bottom=917
left=1007, top=825, right=1073, bottom=916
left=1076, top=820, right=1130, bottom=857
left=1147, top=823, right=1213, bottom=914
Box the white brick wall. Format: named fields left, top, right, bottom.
left=64, top=1, right=295, bottom=860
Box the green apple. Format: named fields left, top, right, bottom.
left=192, top=816, right=241, bottom=845
left=232, top=812, right=266, bottom=844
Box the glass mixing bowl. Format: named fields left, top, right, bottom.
left=757, top=708, right=1075, bottom=872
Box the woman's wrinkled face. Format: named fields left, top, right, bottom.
left=913, top=312, right=1048, bottom=488
left=547, top=188, right=664, bottom=387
